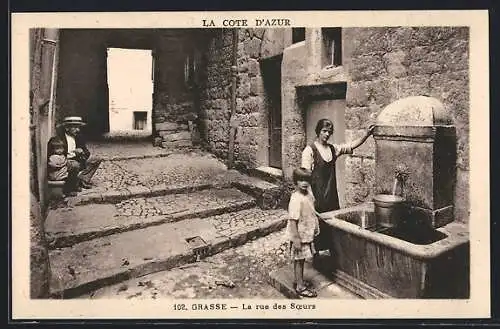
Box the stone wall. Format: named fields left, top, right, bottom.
left=29, top=28, right=54, bottom=298
left=30, top=29, right=43, bottom=198
left=30, top=192, right=51, bottom=298
left=198, top=30, right=233, bottom=158
left=342, top=27, right=469, bottom=222
left=198, top=28, right=292, bottom=166
left=281, top=41, right=309, bottom=179
left=234, top=28, right=267, bottom=167
left=153, top=32, right=199, bottom=148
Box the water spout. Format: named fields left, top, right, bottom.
left=392, top=177, right=404, bottom=196
left=392, top=164, right=409, bottom=197
left=361, top=211, right=367, bottom=229
left=392, top=178, right=398, bottom=196
left=373, top=165, right=409, bottom=228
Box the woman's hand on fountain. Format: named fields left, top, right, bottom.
left=367, top=124, right=376, bottom=136
left=351, top=125, right=376, bottom=149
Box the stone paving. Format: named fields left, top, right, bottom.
left=91, top=152, right=229, bottom=191
left=45, top=188, right=256, bottom=248
left=58, top=154, right=280, bottom=210
left=82, top=229, right=290, bottom=299
left=206, top=207, right=284, bottom=237
left=88, top=141, right=191, bottom=161
left=49, top=208, right=289, bottom=297
left=113, top=188, right=252, bottom=218
left=53, top=149, right=248, bottom=208
left=47, top=142, right=293, bottom=299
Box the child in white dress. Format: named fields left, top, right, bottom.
left=286, top=167, right=320, bottom=297
left=47, top=138, right=68, bottom=182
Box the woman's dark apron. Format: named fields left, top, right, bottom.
left=310, top=143, right=339, bottom=251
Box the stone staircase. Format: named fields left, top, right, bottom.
left=46, top=157, right=289, bottom=298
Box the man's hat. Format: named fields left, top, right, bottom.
left=58, top=116, right=87, bottom=128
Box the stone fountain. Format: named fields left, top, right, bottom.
left=319, top=96, right=469, bottom=299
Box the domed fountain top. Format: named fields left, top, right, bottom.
left=376, top=96, right=452, bottom=126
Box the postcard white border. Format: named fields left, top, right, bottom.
left=11, top=10, right=490, bottom=319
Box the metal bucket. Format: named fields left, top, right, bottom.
left=373, top=194, right=406, bottom=228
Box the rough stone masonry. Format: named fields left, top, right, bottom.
left=342, top=27, right=469, bottom=222
left=199, top=27, right=469, bottom=223
left=198, top=28, right=291, bottom=167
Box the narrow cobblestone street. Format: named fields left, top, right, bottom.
left=82, top=144, right=230, bottom=195
left=46, top=142, right=294, bottom=299
left=88, top=141, right=174, bottom=161
left=45, top=142, right=358, bottom=300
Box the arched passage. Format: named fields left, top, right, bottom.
left=56, top=29, right=206, bottom=141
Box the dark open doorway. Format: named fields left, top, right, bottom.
left=261, top=54, right=283, bottom=169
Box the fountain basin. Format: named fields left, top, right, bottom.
left=319, top=202, right=469, bottom=299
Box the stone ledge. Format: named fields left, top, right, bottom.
left=231, top=179, right=282, bottom=210
left=45, top=189, right=256, bottom=249
left=46, top=197, right=257, bottom=249
left=100, top=152, right=173, bottom=162
left=330, top=270, right=392, bottom=299
left=49, top=215, right=288, bottom=299
left=100, top=132, right=152, bottom=142
left=161, top=140, right=193, bottom=148
left=75, top=146, right=202, bottom=162
left=61, top=183, right=220, bottom=208
left=249, top=166, right=283, bottom=185
left=155, top=122, right=187, bottom=132
left=268, top=258, right=359, bottom=300
left=51, top=251, right=197, bottom=299
left=296, top=82, right=347, bottom=102
left=304, top=66, right=348, bottom=86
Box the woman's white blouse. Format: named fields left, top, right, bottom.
left=301, top=141, right=353, bottom=171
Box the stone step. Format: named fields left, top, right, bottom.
left=226, top=170, right=284, bottom=210
left=56, top=182, right=227, bottom=208
left=97, top=148, right=202, bottom=162
left=268, top=255, right=360, bottom=299
left=49, top=207, right=289, bottom=298
left=97, top=133, right=152, bottom=142
left=54, top=169, right=278, bottom=209
left=45, top=188, right=256, bottom=249
left=89, top=140, right=203, bottom=161
left=248, top=166, right=284, bottom=185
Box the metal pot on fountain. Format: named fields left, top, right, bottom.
left=373, top=164, right=409, bottom=228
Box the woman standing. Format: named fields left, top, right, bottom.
left=301, top=119, right=374, bottom=252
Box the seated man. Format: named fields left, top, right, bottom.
left=48, top=116, right=101, bottom=196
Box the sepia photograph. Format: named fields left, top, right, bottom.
left=12, top=10, right=489, bottom=319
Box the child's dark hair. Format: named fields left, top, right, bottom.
left=315, top=118, right=334, bottom=136
left=47, top=137, right=65, bottom=154
left=293, top=167, right=312, bottom=185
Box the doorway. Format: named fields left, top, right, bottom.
left=261, top=55, right=283, bottom=169
left=106, top=47, right=153, bottom=135
left=305, top=99, right=347, bottom=207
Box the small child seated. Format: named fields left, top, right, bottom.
left=47, top=138, right=68, bottom=182
left=286, top=167, right=320, bottom=298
